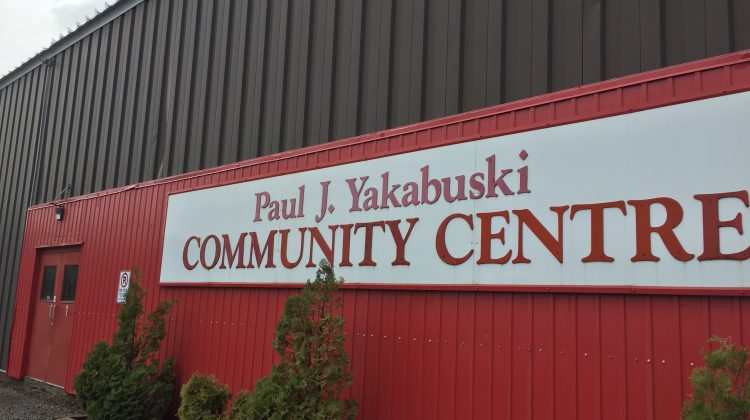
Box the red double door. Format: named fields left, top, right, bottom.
left=26, top=249, right=80, bottom=387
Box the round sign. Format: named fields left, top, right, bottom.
left=120, top=273, right=129, bottom=288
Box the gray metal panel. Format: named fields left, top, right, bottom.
left=81, top=29, right=106, bottom=195
left=4, top=71, right=42, bottom=364
left=93, top=22, right=118, bottom=193
left=736, top=0, right=750, bottom=50
left=0, top=67, right=46, bottom=370
left=1, top=0, right=749, bottom=369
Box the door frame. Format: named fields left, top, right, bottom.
left=19, top=244, right=83, bottom=388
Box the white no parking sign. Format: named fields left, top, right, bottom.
left=116, top=271, right=131, bottom=304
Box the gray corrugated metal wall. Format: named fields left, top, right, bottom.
left=1, top=0, right=749, bottom=370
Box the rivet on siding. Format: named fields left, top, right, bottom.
left=661, top=360, right=666, bottom=364
left=413, top=337, right=416, bottom=341
left=480, top=343, right=484, bottom=348
left=428, top=339, right=432, bottom=342
left=538, top=348, right=543, bottom=352
left=560, top=351, right=565, bottom=356
left=690, top=362, right=695, bottom=367
left=498, top=345, right=503, bottom=349
left=584, top=353, right=589, bottom=357
left=461, top=342, right=465, bottom=346
left=608, top=355, right=613, bottom=359
left=647, top=358, right=652, bottom=363
left=518, top=347, right=522, bottom=351
left=635, top=358, right=639, bottom=362
left=384, top=336, right=387, bottom=339
left=398, top=336, right=402, bottom=340
left=370, top=334, right=374, bottom=337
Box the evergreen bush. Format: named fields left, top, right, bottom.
left=73, top=275, right=176, bottom=420
left=227, top=391, right=253, bottom=420
left=178, top=373, right=232, bottom=420
left=234, top=260, right=357, bottom=419
left=682, top=336, right=750, bottom=420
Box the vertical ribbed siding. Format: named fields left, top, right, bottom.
left=17, top=193, right=749, bottom=420
left=1, top=0, right=750, bottom=369
left=6, top=52, right=750, bottom=417
left=0, top=66, right=46, bottom=369
left=20, top=0, right=750, bottom=199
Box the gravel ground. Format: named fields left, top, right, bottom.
left=0, top=374, right=84, bottom=420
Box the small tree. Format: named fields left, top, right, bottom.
left=73, top=275, right=176, bottom=420
left=178, top=373, right=232, bottom=420
left=682, top=336, right=750, bottom=420
left=236, top=260, right=357, bottom=419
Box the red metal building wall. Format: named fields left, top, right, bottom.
left=8, top=50, right=750, bottom=419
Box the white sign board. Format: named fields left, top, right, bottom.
left=160, top=92, right=750, bottom=288
left=117, top=271, right=131, bottom=304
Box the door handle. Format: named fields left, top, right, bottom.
left=51, top=304, right=56, bottom=321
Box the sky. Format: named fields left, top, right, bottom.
left=0, top=0, right=109, bottom=78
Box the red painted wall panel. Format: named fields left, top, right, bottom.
left=7, top=50, right=750, bottom=418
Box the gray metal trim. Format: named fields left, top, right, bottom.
left=0, top=0, right=145, bottom=92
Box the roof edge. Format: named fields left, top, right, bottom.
left=0, top=0, right=145, bottom=91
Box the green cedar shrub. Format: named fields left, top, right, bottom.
left=178, top=373, right=232, bottom=420
left=227, top=391, right=253, bottom=420
left=73, top=274, right=176, bottom=420
left=235, top=260, right=358, bottom=419
left=682, top=337, right=750, bottom=420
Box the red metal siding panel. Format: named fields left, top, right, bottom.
left=553, top=294, right=578, bottom=418
left=625, top=297, right=652, bottom=420
left=511, top=294, right=532, bottom=419
left=531, top=294, right=554, bottom=420
left=6, top=51, right=750, bottom=418
left=652, top=297, right=682, bottom=420
left=600, top=296, right=627, bottom=419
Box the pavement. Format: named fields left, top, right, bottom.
left=0, top=374, right=84, bottom=420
